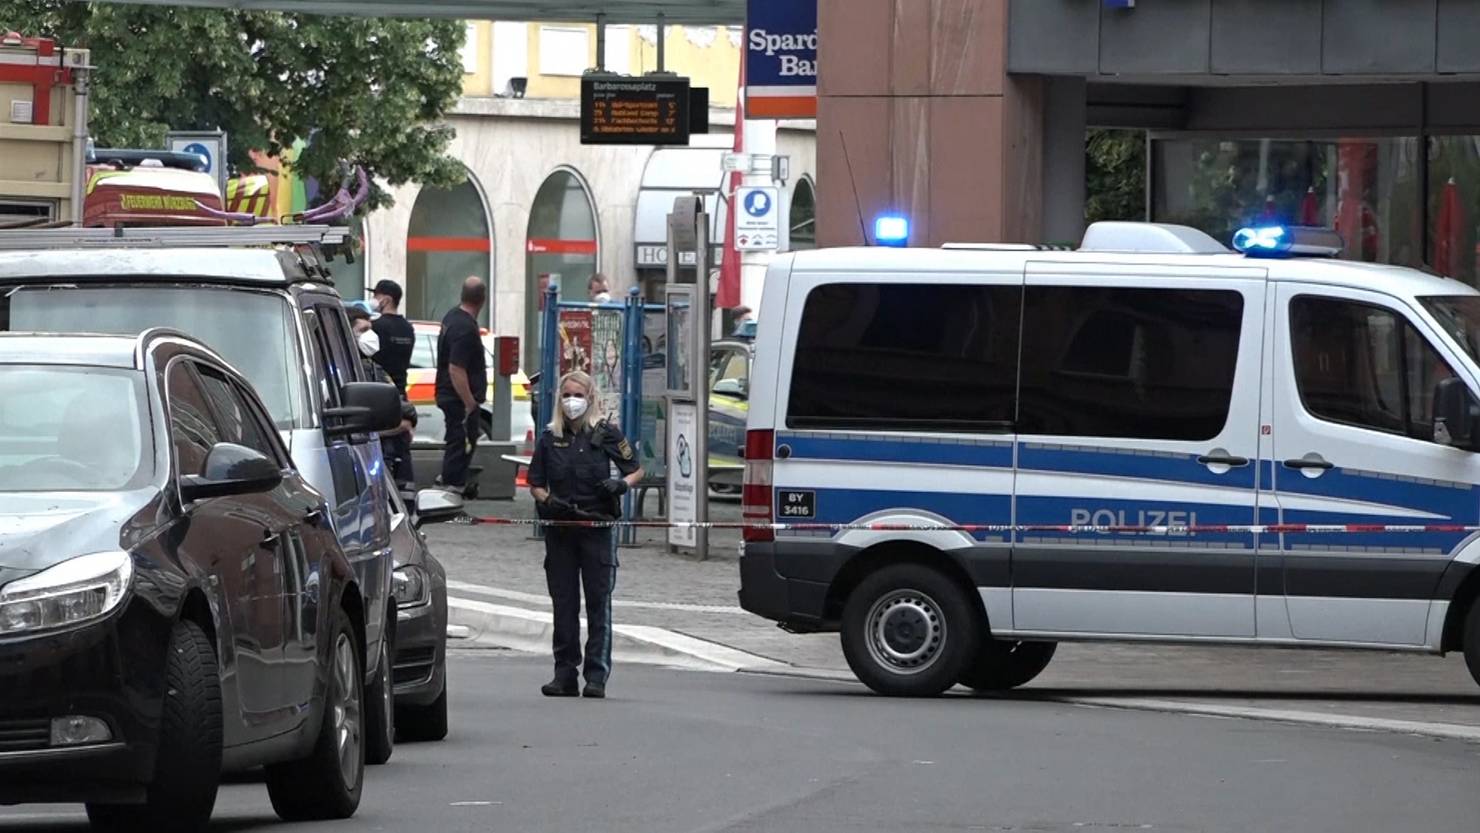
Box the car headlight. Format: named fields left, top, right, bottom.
left=0, top=552, right=133, bottom=636
left=392, top=566, right=429, bottom=608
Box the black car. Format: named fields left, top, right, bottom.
left=388, top=482, right=453, bottom=741
left=0, top=330, right=404, bottom=830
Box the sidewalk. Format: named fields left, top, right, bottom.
left=428, top=493, right=1480, bottom=738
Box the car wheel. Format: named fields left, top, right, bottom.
left=396, top=686, right=449, bottom=743
left=957, top=640, right=1057, bottom=692
left=86, top=620, right=222, bottom=833
left=840, top=564, right=980, bottom=697
left=364, top=631, right=395, bottom=766
left=265, top=605, right=363, bottom=822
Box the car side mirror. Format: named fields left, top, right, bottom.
left=713, top=378, right=748, bottom=399
left=1433, top=377, right=1477, bottom=449
left=414, top=489, right=464, bottom=528
left=325, top=382, right=402, bottom=439
left=180, top=443, right=282, bottom=502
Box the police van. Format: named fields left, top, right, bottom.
left=737, top=221, right=1480, bottom=697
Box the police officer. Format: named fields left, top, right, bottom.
left=528, top=370, right=642, bottom=699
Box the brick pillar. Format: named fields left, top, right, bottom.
left=816, top=0, right=1044, bottom=248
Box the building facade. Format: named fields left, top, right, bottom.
left=818, top=0, right=1480, bottom=285
left=349, top=22, right=816, bottom=370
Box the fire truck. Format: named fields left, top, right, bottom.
left=0, top=32, right=89, bottom=227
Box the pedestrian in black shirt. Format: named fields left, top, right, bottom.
left=370, top=279, right=416, bottom=394
left=528, top=370, right=642, bottom=698
left=435, top=276, right=489, bottom=494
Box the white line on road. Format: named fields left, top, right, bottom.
left=448, top=579, right=748, bottom=615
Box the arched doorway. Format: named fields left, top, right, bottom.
left=789, top=177, right=816, bottom=251
left=525, top=168, right=599, bottom=368
left=405, top=176, right=493, bottom=327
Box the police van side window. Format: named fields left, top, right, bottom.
left=1017, top=287, right=1243, bottom=441
left=1291, top=296, right=1458, bottom=442
left=787, top=283, right=1020, bottom=432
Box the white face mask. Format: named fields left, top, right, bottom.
left=561, top=395, right=589, bottom=421
left=357, top=329, right=380, bottom=357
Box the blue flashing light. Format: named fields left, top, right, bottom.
left=874, top=215, right=910, bottom=248
left=1231, top=225, right=1293, bottom=257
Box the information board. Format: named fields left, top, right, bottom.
left=667, top=401, right=699, bottom=548
left=581, top=76, right=691, bottom=146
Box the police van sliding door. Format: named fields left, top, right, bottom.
left=1010, top=264, right=1268, bottom=638
left=1268, top=283, right=1480, bottom=647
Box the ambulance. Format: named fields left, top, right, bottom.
left=739, top=221, right=1480, bottom=696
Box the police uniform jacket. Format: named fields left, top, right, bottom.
left=529, top=422, right=639, bottom=514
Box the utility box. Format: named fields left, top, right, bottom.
left=0, top=33, right=89, bottom=227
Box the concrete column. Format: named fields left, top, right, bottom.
left=815, top=0, right=1045, bottom=248
left=1042, top=75, right=1088, bottom=246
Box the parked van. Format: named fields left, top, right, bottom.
left=739, top=222, right=1480, bottom=696
left=0, top=226, right=406, bottom=759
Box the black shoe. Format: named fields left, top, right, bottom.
left=582, top=682, right=606, bottom=699
left=542, top=679, right=578, bottom=697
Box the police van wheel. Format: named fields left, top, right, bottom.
left=841, top=564, right=980, bottom=697
left=1462, top=601, right=1480, bottom=688
left=958, top=640, right=1057, bottom=692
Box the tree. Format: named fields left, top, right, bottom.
left=1085, top=128, right=1147, bottom=225
left=0, top=2, right=467, bottom=204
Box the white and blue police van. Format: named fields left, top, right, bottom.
left=737, top=221, right=1480, bottom=696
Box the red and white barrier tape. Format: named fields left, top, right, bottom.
left=462, top=517, right=1480, bottom=535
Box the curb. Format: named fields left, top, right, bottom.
left=448, top=597, right=787, bottom=673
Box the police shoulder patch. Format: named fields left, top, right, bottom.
left=617, top=438, right=634, bottom=460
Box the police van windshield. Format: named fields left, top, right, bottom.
left=2, top=285, right=308, bottom=430
left=1420, top=296, right=1480, bottom=364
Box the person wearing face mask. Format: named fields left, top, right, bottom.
left=527, top=370, right=643, bottom=699
left=348, top=305, right=417, bottom=487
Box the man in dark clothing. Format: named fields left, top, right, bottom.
left=435, top=277, right=489, bottom=493
left=347, top=304, right=417, bottom=487
left=369, top=279, right=416, bottom=393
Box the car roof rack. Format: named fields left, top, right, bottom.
left=0, top=224, right=349, bottom=250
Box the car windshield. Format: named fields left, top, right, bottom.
left=4, top=285, right=308, bottom=429
left=1420, top=295, right=1480, bottom=363
left=0, top=367, right=149, bottom=492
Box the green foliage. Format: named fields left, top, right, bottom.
left=0, top=2, right=467, bottom=205
left=1085, top=128, right=1146, bottom=224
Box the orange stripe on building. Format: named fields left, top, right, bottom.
left=746, top=96, right=818, bottom=119
left=407, top=236, right=492, bottom=253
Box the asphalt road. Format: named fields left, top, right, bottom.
left=5, top=650, right=1479, bottom=833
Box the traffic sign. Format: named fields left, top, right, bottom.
left=735, top=186, right=779, bottom=251
left=165, top=130, right=228, bottom=195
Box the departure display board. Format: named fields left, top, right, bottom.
left=580, top=76, right=692, bottom=146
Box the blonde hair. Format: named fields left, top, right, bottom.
left=549, top=370, right=603, bottom=437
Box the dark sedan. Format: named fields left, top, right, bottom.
left=0, top=329, right=404, bottom=831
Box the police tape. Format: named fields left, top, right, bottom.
left=460, top=516, right=1480, bottom=535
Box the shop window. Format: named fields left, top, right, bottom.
left=1153, top=137, right=1422, bottom=267
left=1018, top=287, right=1244, bottom=441
left=525, top=169, right=598, bottom=370
left=789, top=178, right=816, bottom=251
left=405, top=176, right=492, bottom=328
left=787, top=283, right=1020, bottom=433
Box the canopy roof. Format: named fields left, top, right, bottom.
left=89, top=0, right=744, bottom=24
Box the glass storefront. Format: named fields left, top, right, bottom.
left=1154, top=134, right=1480, bottom=285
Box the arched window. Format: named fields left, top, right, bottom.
left=525, top=168, right=599, bottom=367
left=790, top=177, right=816, bottom=251
left=405, top=176, right=493, bottom=327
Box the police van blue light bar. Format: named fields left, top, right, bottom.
left=1232, top=225, right=1343, bottom=259
left=874, top=215, right=910, bottom=248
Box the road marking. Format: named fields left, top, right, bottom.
left=450, top=801, right=503, bottom=807
left=448, top=580, right=748, bottom=615
left=1063, top=696, right=1480, bottom=743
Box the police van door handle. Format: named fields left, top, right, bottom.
left=1196, top=450, right=1249, bottom=468
left=1283, top=454, right=1335, bottom=472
